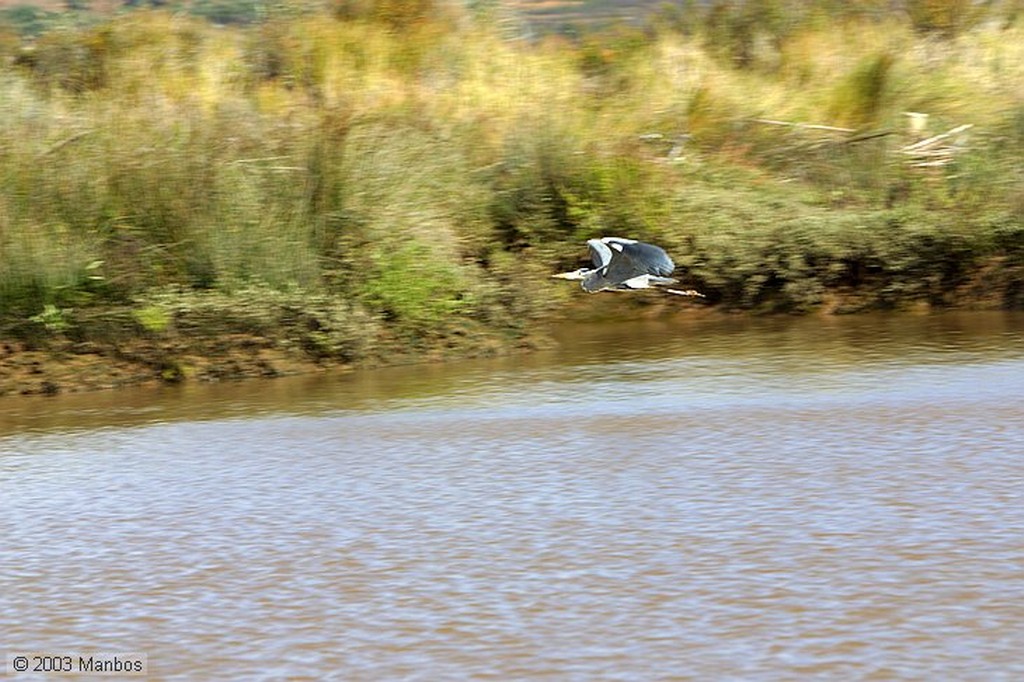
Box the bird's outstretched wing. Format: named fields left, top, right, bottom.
left=586, top=239, right=614, bottom=271
left=614, top=239, right=675, bottom=277
left=582, top=237, right=675, bottom=292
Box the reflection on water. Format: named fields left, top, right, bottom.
left=3, top=311, right=1024, bottom=680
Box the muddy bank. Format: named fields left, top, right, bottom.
left=0, top=336, right=322, bottom=397
left=0, top=291, right=700, bottom=396
left=5, top=277, right=1018, bottom=397
left=0, top=322, right=552, bottom=397
left=0, top=336, right=541, bottom=397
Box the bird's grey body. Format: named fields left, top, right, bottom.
left=552, top=236, right=692, bottom=294
left=579, top=238, right=676, bottom=292
left=552, top=237, right=704, bottom=297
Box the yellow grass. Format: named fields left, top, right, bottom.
left=2, top=5, right=1023, bottom=330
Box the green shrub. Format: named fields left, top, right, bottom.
left=828, top=52, right=894, bottom=128
left=360, top=240, right=472, bottom=331
left=132, top=304, right=171, bottom=333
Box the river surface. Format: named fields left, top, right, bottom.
left=3, top=312, right=1024, bottom=680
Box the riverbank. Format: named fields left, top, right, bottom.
left=3, top=276, right=1020, bottom=397
left=0, top=288, right=692, bottom=396
left=0, top=288, right=547, bottom=396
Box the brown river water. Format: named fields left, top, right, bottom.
left=2, top=312, right=1024, bottom=680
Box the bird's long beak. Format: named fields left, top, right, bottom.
left=551, top=271, right=582, bottom=280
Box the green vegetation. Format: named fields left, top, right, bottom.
left=1, top=0, right=1023, bottom=383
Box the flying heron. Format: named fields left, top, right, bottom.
left=552, top=237, right=703, bottom=297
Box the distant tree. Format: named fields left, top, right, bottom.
left=905, top=0, right=989, bottom=37
left=653, top=0, right=701, bottom=36
left=330, top=0, right=374, bottom=21
left=190, top=0, right=261, bottom=25
left=703, top=1, right=753, bottom=68
left=330, top=0, right=437, bottom=30
left=372, top=0, right=436, bottom=31
left=0, top=5, right=54, bottom=36
left=703, top=0, right=797, bottom=69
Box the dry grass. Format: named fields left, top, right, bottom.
left=1, top=3, right=1023, bottom=348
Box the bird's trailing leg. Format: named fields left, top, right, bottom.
left=666, top=288, right=705, bottom=297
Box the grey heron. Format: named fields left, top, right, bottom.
left=552, top=237, right=704, bottom=297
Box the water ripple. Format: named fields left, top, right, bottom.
left=3, top=312, right=1024, bottom=680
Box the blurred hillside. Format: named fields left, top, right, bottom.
left=5, top=0, right=685, bottom=35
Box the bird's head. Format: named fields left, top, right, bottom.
left=551, top=268, right=589, bottom=282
